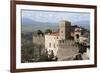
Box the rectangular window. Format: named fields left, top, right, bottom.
left=54, top=44, right=56, bottom=48
left=49, top=43, right=51, bottom=47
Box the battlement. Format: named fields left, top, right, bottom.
left=57, top=40, right=79, bottom=61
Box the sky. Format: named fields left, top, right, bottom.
left=21, top=9, right=90, bottom=23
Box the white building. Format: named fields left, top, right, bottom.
left=45, top=32, right=59, bottom=56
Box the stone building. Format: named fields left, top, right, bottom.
left=33, top=35, right=45, bottom=47
left=74, top=28, right=82, bottom=42
left=44, top=20, right=90, bottom=60
left=59, top=20, right=71, bottom=40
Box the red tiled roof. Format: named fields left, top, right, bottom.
left=50, top=32, right=59, bottom=36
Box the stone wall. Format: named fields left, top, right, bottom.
left=33, top=35, right=45, bottom=47
left=57, top=40, right=79, bottom=61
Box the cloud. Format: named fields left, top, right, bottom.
left=21, top=10, right=90, bottom=23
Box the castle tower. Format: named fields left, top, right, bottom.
left=59, top=20, right=71, bottom=40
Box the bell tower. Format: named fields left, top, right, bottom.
left=59, top=20, right=71, bottom=40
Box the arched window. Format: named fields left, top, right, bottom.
left=76, top=34, right=79, bottom=39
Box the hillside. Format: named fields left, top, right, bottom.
left=21, top=18, right=90, bottom=32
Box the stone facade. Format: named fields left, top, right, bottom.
left=59, top=20, right=71, bottom=40
left=33, top=35, right=45, bottom=47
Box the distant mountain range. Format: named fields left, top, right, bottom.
left=22, top=18, right=58, bottom=32
left=22, top=18, right=56, bottom=26
left=22, top=17, right=90, bottom=32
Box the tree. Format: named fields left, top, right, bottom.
left=73, top=54, right=83, bottom=60
left=39, top=53, right=48, bottom=61
left=37, top=30, right=44, bottom=36
left=45, top=29, right=52, bottom=34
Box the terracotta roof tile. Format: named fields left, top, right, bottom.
left=50, top=32, right=59, bottom=36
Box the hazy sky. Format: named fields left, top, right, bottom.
left=21, top=9, right=90, bottom=23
